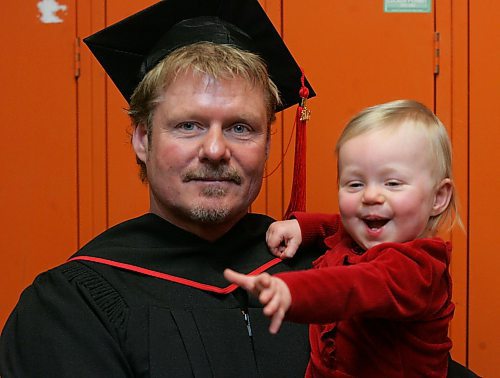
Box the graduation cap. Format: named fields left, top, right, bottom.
left=84, top=0, right=314, bottom=216
left=83, top=0, right=314, bottom=110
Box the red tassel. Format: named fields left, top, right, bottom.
left=284, top=70, right=311, bottom=219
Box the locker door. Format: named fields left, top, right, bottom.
left=0, top=0, right=78, bottom=326
left=468, top=2, right=500, bottom=375
left=281, top=0, right=436, bottom=216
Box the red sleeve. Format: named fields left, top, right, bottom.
left=276, top=241, right=451, bottom=324
left=290, top=212, right=340, bottom=250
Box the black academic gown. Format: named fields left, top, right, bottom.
left=0, top=213, right=320, bottom=378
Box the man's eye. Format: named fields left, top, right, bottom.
left=226, top=124, right=253, bottom=139
left=178, top=122, right=197, bottom=131
left=231, top=124, right=250, bottom=134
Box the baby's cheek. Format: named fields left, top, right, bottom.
left=338, top=195, right=357, bottom=218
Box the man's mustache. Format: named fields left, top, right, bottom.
left=182, top=166, right=242, bottom=185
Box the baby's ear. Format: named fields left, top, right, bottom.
left=431, top=178, right=453, bottom=216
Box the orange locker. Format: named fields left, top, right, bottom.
left=467, top=2, right=500, bottom=374
left=0, top=0, right=78, bottom=327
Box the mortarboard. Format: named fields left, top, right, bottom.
left=84, top=0, right=314, bottom=217
left=83, top=0, right=314, bottom=111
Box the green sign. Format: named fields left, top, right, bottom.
left=384, top=0, right=431, bottom=13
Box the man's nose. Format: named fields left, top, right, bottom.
left=198, top=126, right=231, bottom=162
left=362, top=184, right=385, bottom=204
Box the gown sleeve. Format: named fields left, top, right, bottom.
left=0, top=263, right=134, bottom=378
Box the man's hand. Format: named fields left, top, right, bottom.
left=266, top=219, right=302, bottom=259
left=224, top=269, right=292, bottom=334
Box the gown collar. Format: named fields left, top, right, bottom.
left=70, top=213, right=282, bottom=293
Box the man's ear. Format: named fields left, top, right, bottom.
left=431, top=178, right=453, bottom=216
left=132, top=124, right=148, bottom=163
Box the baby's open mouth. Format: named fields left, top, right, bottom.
left=363, top=218, right=389, bottom=230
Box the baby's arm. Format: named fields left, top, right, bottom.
left=223, top=269, right=292, bottom=334
left=266, top=219, right=302, bottom=259
left=267, top=213, right=342, bottom=259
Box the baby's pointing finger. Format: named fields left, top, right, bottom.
left=223, top=269, right=256, bottom=291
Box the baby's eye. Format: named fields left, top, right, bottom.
left=386, top=180, right=402, bottom=187
left=346, top=181, right=364, bottom=189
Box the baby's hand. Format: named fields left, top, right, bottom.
left=266, top=219, right=302, bottom=259
left=224, top=269, right=292, bottom=334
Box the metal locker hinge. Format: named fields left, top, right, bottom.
left=74, top=37, right=81, bottom=79
left=434, top=31, right=440, bottom=75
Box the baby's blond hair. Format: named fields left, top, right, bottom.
left=336, top=99, right=460, bottom=235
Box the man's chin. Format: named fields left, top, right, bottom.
left=199, top=184, right=230, bottom=198
left=189, top=206, right=230, bottom=224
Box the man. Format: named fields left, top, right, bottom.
left=0, top=0, right=318, bottom=376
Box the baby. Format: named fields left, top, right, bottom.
left=225, top=99, right=458, bottom=377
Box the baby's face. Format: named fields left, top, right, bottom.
left=338, top=122, right=439, bottom=250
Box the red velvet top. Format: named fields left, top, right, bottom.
left=276, top=213, right=454, bottom=378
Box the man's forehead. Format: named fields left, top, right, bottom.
left=168, top=69, right=263, bottom=93
left=157, top=71, right=267, bottom=115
